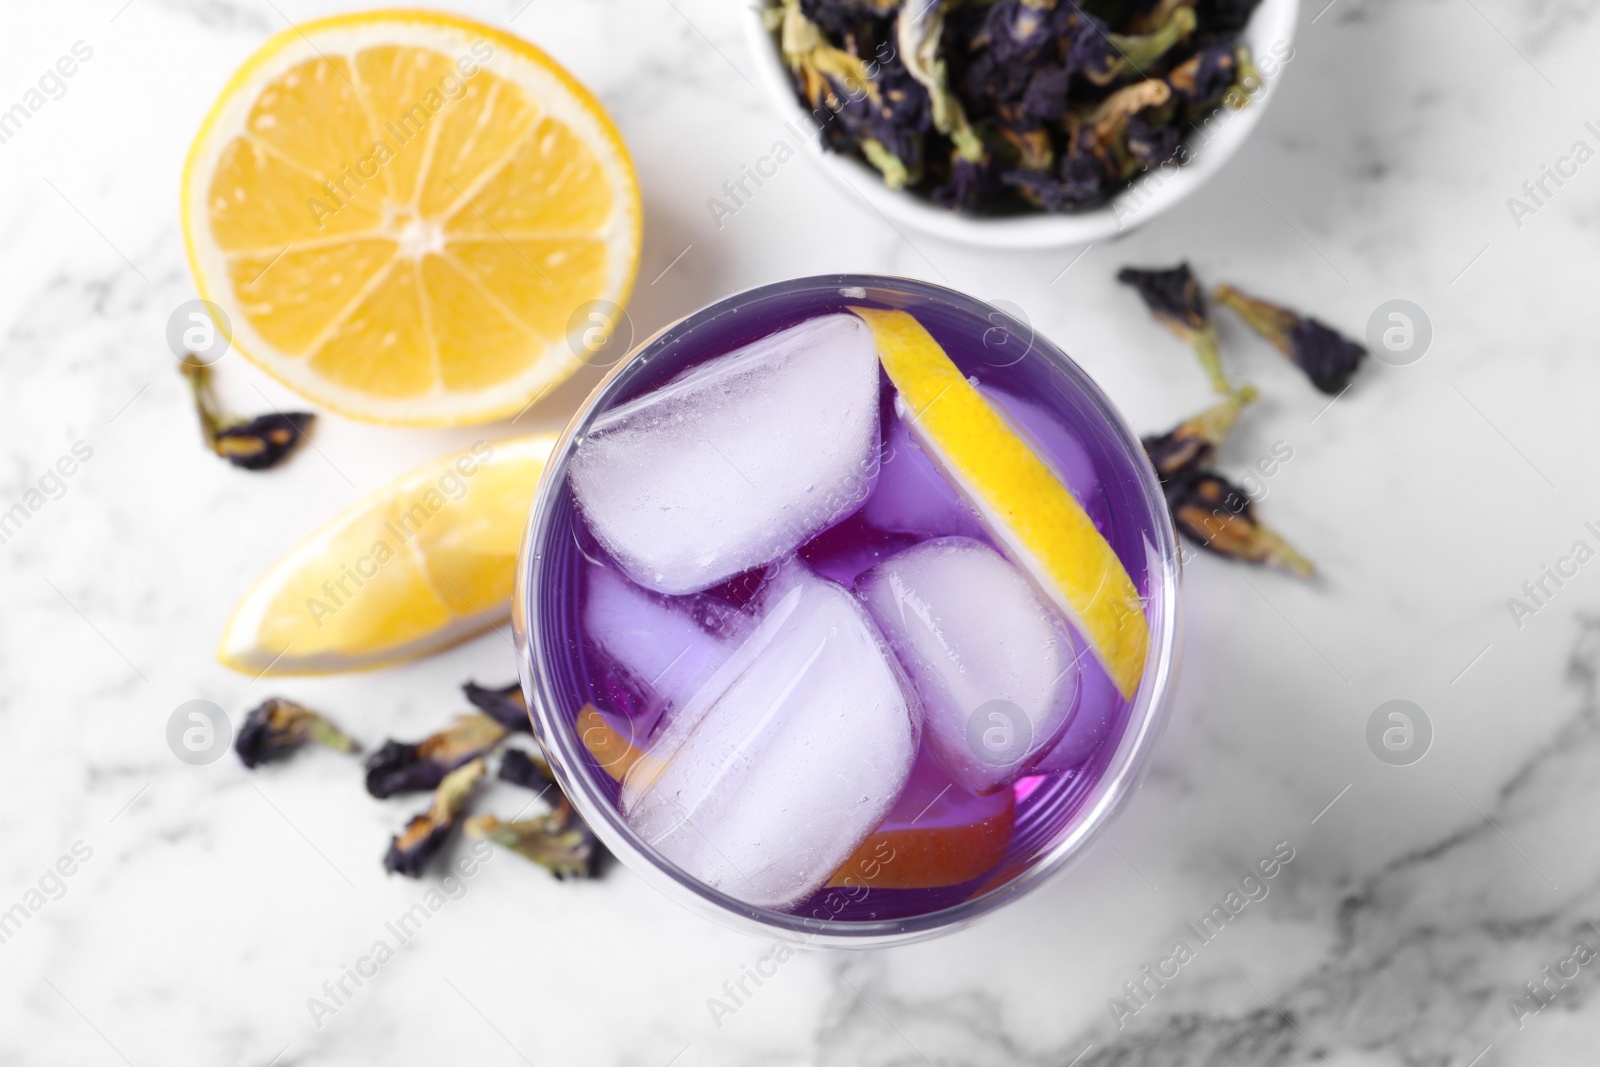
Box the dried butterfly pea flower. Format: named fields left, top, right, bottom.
left=963, top=3, right=1085, bottom=137
left=498, top=747, right=557, bottom=794
left=1116, top=263, right=1232, bottom=394
left=1141, top=384, right=1259, bottom=482
left=1001, top=152, right=1110, bottom=210
left=364, top=713, right=507, bottom=799
left=1071, top=7, right=1197, bottom=87
left=783, top=0, right=935, bottom=187
left=1228, top=44, right=1263, bottom=108
left=1197, top=0, right=1264, bottom=33
left=1125, top=112, right=1181, bottom=170
left=1020, top=64, right=1071, bottom=122
left=234, top=697, right=360, bottom=768
left=1072, top=79, right=1173, bottom=177
left=461, top=680, right=531, bottom=733
left=1213, top=283, right=1367, bottom=395
left=898, top=0, right=984, bottom=161
left=931, top=152, right=1004, bottom=210
left=384, top=759, right=485, bottom=878
left=977, top=0, right=1078, bottom=65
left=1167, top=42, right=1239, bottom=108
left=180, top=360, right=313, bottom=471
left=997, top=125, right=1055, bottom=172
left=859, top=138, right=915, bottom=189
left=1127, top=0, right=1198, bottom=33
left=778, top=0, right=884, bottom=114
left=832, top=57, right=934, bottom=188
left=1167, top=470, right=1314, bottom=577
left=464, top=800, right=604, bottom=880
left=213, top=415, right=315, bottom=470
left=798, top=0, right=900, bottom=38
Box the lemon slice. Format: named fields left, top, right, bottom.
left=851, top=307, right=1149, bottom=698
left=219, top=435, right=555, bottom=675
left=183, top=11, right=640, bottom=425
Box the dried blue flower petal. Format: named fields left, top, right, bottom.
left=979, top=0, right=1078, bottom=65
left=800, top=0, right=898, bottom=38
left=364, top=713, right=506, bottom=798
left=384, top=760, right=485, bottom=878
left=498, top=748, right=557, bottom=794
left=1002, top=153, right=1110, bottom=210
left=830, top=57, right=933, bottom=186
left=1166, top=469, right=1314, bottom=577
left=1126, top=113, right=1181, bottom=169
left=1213, top=283, right=1367, bottom=394
left=1197, top=0, right=1265, bottom=33
left=1167, top=42, right=1240, bottom=107
left=1119, top=262, right=1207, bottom=330
left=1020, top=64, right=1071, bottom=121
left=464, top=800, right=605, bottom=880
left=1072, top=7, right=1197, bottom=87
left=462, top=681, right=531, bottom=733
left=1072, top=79, right=1173, bottom=177
left=181, top=360, right=313, bottom=471
left=930, top=153, right=1003, bottom=211
left=213, top=414, right=315, bottom=471
left=1117, top=262, right=1232, bottom=393
left=897, top=0, right=983, bottom=161
left=235, top=698, right=360, bottom=768
left=1141, top=385, right=1259, bottom=482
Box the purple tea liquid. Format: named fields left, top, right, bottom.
left=532, top=278, right=1164, bottom=923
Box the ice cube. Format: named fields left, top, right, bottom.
left=568, top=314, right=882, bottom=595
left=1030, top=645, right=1121, bottom=773
left=858, top=536, right=1080, bottom=794
left=620, top=562, right=917, bottom=910
left=582, top=564, right=743, bottom=730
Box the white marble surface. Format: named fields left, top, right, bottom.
left=3, top=0, right=1600, bottom=1063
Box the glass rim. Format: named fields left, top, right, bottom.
left=514, top=273, right=1184, bottom=948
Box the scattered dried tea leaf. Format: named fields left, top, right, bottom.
left=364, top=713, right=507, bottom=798
left=462, top=680, right=531, bottom=733
left=384, top=759, right=485, bottom=878
left=498, top=747, right=557, bottom=794
left=1213, top=283, right=1367, bottom=395
left=1117, top=263, right=1231, bottom=394
left=1167, top=469, right=1314, bottom=577
left=1167, top=44, right=1241, bottom=109
left=464, top=800, right=604, bottom=880
left=1074, top=7, right=1197, bottom=87
left=1142, top=384, right=1259, bottom=482
left=1072, top=79, right=1174, bottom=178
left=180, top=360, right=313, bottom=471
left=234, top=697, right=359, bottom=768
left=1200, top=0, right=1267, bottom=34
left=897, top=0, right=983, bottom=161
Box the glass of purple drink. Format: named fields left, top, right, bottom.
left=514, top=275, right=1181, bottom=946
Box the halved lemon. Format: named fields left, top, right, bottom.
left=826, top=774, right=1015, bottom=891
left=183, top=10, right=640, bottom=425
left=851, top=307, right=1149, bottom=698
left=219, top=434, right=554, bottom=674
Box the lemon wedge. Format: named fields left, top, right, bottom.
left=182, top=10, right=640, bottom=425
left=219, top=434, right=554, bottom=675
left=851, top=307, right=1149, bottom=698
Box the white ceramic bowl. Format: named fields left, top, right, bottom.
left=742, top=0, right=1298, bottom=249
